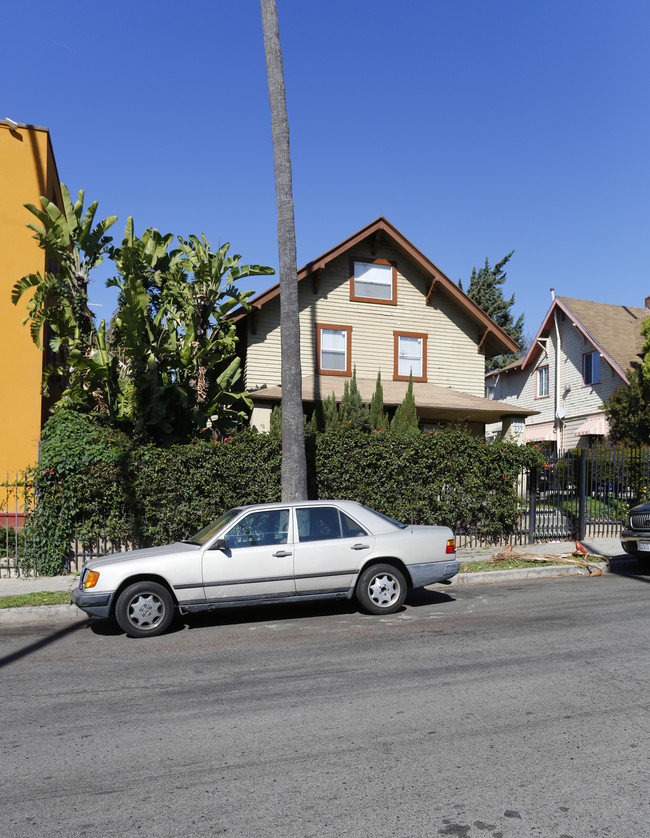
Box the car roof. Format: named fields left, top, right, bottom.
left=234, top=499, right=365, bottom=513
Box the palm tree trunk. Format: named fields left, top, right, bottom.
left=260, top=0, right=308, bottom=500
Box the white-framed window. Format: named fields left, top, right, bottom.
left=317, top=324, right=351, bottom=376
left=350, top=258, right=396, bottom=304
left=394, top=331, right=427, bottom=381
left=536, top=365, right=549, bottom=398
left=583, top=351, right=600, bottom=385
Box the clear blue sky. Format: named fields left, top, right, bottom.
left=4, top=1, right=649, bottom=344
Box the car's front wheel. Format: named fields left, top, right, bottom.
left=115, top=581, right=175, bottom=637
left=355, top=563, right=407, bottom=615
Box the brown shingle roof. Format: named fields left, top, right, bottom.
left=515, top=296, right=650, bottom=383
left=558, top=296, right=648, bottom=374
left=251, top=375, right=537, bottom=424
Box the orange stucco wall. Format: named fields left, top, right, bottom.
left=0, top=123, right=61, bottom=477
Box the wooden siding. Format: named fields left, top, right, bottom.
left=243, top=241, right=486, bottom=397
left=486, top=309, right=627, bottom=447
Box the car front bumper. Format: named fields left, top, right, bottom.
left=71, top=587, right=115, bottom=619
left=620, top=529, right=650, bottom=555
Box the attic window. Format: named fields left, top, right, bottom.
left=350, top=258, right=397, bottom=305
left=583, top=352, right=600, bottom=385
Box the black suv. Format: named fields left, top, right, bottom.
left=621, top=500, right=650, bottom=562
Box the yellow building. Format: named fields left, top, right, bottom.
left=0, top=121, right=63, bottom=476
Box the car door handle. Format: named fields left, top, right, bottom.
left=272, top=550, right=292, bottom=557
left=351, top=543, right=370, bottom=550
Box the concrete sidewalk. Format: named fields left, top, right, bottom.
left=0, top=537, right=638, bottom=628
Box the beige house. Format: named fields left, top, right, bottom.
left=233, top=217, right=535, bottom=434
left=485, top=294, right=649, bottom=450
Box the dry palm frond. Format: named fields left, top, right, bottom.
left=491, top=545, right=603, bottom=576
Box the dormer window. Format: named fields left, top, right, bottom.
left=350, top=258, right=397, bottom=305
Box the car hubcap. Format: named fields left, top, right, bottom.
left=368, top=574, right=399, bottom=607
left=128, top=594, right=164, bottom=628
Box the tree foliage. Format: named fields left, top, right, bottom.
left=390, top=375, right=419, bottom=434
left=25, top=411, right=543, bottom=574
left=369, top=372, right=389, bottom=431
left=602, top=318, right=650, bottom=445
left=11, top=186, right=117, bottom=377
left=339, top=368, right=370, bottom=430
left=460, top=251, right=525, bottom=370
left=12, top=186, right=273, bottom=444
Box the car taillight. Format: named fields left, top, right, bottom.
left=446, top=539, right=456, bottom=554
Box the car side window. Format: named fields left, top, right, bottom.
left=297, top=507, right=341, bottom=542
left=225, top=509, right=289, bottom=549
left=297, top=507, right=368, bottom=542
left=340, top=512, right=368, bottom=538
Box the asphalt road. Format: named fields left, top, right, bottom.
left=1, top=571, right=648, bottom=838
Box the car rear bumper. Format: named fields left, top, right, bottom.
left=71, top=588, right=114, bottom=619
left=409, top=560, right=460, bottom=588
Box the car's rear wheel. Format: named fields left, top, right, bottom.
left=355, top=563, right=407, bottom=614
left=115, top=581, right=175, bottom=637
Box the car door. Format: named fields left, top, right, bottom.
left=201, top=507, right=295, bottom=603
left=292, top=505, right=374, bottom=594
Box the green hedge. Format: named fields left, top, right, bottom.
left=24, top=412, right=542, bottom=574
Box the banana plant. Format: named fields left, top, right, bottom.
left=11, top=184, right=117, bottom=377
left=12, top=190, right=274, bottom=443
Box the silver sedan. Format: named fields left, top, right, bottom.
left=72, top=500, right=459, bottom=637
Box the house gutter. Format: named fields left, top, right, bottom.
left=551, top=289, right=563, bottom=450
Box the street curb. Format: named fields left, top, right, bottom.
left=445, top=561, right=609, bottom=586
left=0, top=603, right=85, bottom=627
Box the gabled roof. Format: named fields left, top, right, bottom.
left=486, top=295, right=650, bottom=384
left=233, top=217, right=519, bottom=359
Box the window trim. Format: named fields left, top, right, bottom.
left=393, top=331, right=427, bottom=382
left=349, top=257, right=398, bottom=306
left=316, top=323, right=352, bottom=377
left=536, top=365, right=550, bottom=399
left=583, top=351, right=600, bottom=386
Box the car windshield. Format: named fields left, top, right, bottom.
left=189, top=508, right=243, bottom=545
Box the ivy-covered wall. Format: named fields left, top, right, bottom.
left=25, top=411, right=542, bottom=575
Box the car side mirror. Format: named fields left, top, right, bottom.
left=213, top=538, right=229, bottom=551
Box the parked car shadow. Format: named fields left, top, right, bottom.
left=607, top=555, right=650, bottom=584
left=182, top=597, right=363, bottom=632
left=88, top=617, right=187, bottom=637
left=405, top=587, right=456, bottom=608
left=87, top=587, right=457, bottom=637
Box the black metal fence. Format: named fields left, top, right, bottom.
left=3, top=448, right=648, bottom=574
left=448, top=448, right=648, bottom=548
left=1, top=472, right=34, bottom=578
